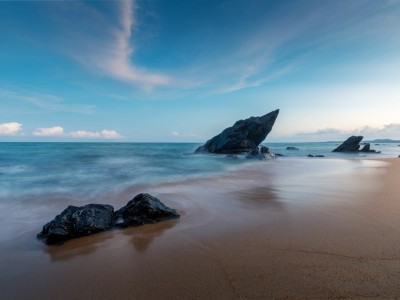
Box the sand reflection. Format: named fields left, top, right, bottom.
left=42, top=230, right=114, bottom=262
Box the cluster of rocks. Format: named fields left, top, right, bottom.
left=37, top=193, right=179, bottom=245
left=333, top=136, right=380, bottom=153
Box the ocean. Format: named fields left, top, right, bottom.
left=1, top=141, right=399, bottom=202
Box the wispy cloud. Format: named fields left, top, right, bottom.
left=67, top=0, right=170, bottom=89
left=0, top=122, right=23, bottom=136
left=0, top=88, right=94, bottom=114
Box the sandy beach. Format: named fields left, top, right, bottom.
left=1, top=157, right=400, bottom=299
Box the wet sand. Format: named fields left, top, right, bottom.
left=1, top=158, right=400, bottom=299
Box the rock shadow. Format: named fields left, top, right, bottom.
left=123, top=219, right=179, bottom=253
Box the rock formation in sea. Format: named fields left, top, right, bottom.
left=286, top=147, right=299, bottom=150
left=195, top=109, right=279, bottom=154
left=333, top=136, right=380, bottom=153
left=115, top=193, right=180, bottom=227
left=37, top=194, right=179, bottom=245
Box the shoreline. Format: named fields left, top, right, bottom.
left=1, top=158, right=400, bottom=299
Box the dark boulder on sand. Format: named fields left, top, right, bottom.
left=115, top=193, right=179, bottom=227
left=195, top=109, right=279, bottom=154
left=37, top=204, right=114, bottom=245
left=38, top=194, right=180, bottom=245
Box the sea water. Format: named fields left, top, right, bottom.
left=0, top=141, right=396, bottom=245
left=0, top=142, right=399, bottom=201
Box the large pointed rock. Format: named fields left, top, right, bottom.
left=195, top=109, right=279, bottom=154
left=333, top=136, right=363, bottom=152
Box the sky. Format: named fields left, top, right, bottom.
left=1, top=0, right=400, bottom=142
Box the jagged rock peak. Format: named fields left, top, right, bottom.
left=195, top=109, right=279, bottom=154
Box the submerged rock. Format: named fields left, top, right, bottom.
left=245, top=146, right=275, bottom=160
left=315, top=155, right=325, bottom=158
left=286, top=147, right=299, bottom=150
left=307, top=154, right=314, bottom=157
left=37, top=204, right=114, bottom=245
left=115, top=193, right=180, bottom=227
left=195, top=109, right=279, bottom=154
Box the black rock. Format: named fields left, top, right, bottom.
left=315, top=155, right=325, bottom=158
left=286, top=147, right=299, bottom=150
left=360, top=143, right=371, bottom=152
left=333, top=137, right=381, bottom=153
left=115, top=193, right=179, bottom=227
left=260, top=145, right=271, bottom=154
left=245, top=146, right=275, bottom=160
left=333, top=136, right=363, bottom=152
left=195, top=109, right=279, bottom=154
left=37, top=204, right=114, bottom=245
left=307, top=154, right=314, bottom=157
left=275, top=153, right=285, bottom=157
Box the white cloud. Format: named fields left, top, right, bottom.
left=33, top=126, right=64, bottom=136
left=100, top=129, right=121, bottom=139
left=170, top=131, right=202, bottom=139
left=0, top=122, right=22, bottom=136
left=70, top=129, right=122, bottom=139
left=70, top=130, right=101, bottom=138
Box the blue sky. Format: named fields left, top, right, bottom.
left=1, top=0, right=400, bottom=142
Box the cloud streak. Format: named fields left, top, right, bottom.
left=68, top=0, right=170, bottom=89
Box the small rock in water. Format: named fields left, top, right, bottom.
left=225, top=154, right=239, bottom=159
left=307, top=154, right=314, bottom=157
left=286, top=147, right=299, bottom=150
left=315, top=155, right=325, bottom=158
left=245, top=146, right=275, bottom=160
